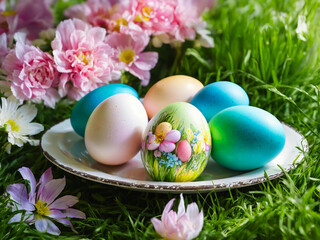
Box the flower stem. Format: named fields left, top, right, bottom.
left=169, top=46, right=182, bottom=75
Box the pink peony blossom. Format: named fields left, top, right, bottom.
left=64, top=0, right=136, bottom=34
left=131, top=0, right=177, bottom=35
left=147, top=130, right=181, bottom=153
left=64, top=0, right=113, bottom=28
left=173, top=0, right=214, bottom=47
left=151, top=194, right=204, bottom=240
left=2, top=33, right=60, bottom=108
left=105, top=32, right=158, bottom=85
left=52, top=18, right=119, bottom=100
left=0, top=0, right=53, bottom=40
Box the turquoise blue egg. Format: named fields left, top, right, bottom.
left=191, top=81, right=249, bottom=122
left=209, top=106, right=285, bottom=171
left=71, top=84, right=139, bottom=137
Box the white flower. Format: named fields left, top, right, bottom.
left=296, top=15, right=308, bottom=41
left=195, top=22, right=214, bottom=48
left=0, top=96, right=44, bottom=153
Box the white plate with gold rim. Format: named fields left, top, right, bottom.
left=41, top=119, right=308, bottom=193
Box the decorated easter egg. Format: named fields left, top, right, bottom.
left=209, top=106, right=286, bottom=171
left=191, top=81, right=249, bottom=122
left=141, top=102, right=211, bottom=182
left=143, top=75, right=204, bottom=118
left=85, top=93, right=148, bottom=165
left=71, top=83, right=139, bottom=137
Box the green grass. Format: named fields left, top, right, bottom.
left=1, top=0, right=320, bottom=239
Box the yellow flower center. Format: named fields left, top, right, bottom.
left=7, top=119, right=20, bottom=132
left=2, top=10, right=17, bottom=17
left=155, top=132, right=165, bottom=144
left=135, top=6, right=153, bottom=22
left=77, top=52, right=91, bottom=65
left=120, top=49, right=135, bottom=65
left=112, top=18, right=128, bottom=32
left=35, top=201, right=51, bottom=216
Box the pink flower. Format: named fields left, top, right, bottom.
left=2, top=33, right=60, bottom=108
left=64, top=0, right=113, bottom=28
left=105, top=32, right=158, bottom=85
left=64, top=0, right=136, bottom=34
left=151, top=194, right=204, bottom=240
left=0, top=0, right=53, bottom=40
left=173, top=0, right=214, bottom=47
left=154, top=150, right=161, bottom=157
left=6, top=167, right=86, bottom=235
left=52, top=19, right=119, bottom=100
left=131, top=0, right=177, bottom=35
left=147, top=130, right=181, bottom=153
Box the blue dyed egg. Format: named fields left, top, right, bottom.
left=209, top=106, right=286, bottom=171
left=191, top=81, right=249, bottom=122
left=71, top=84, right=139, bottom=137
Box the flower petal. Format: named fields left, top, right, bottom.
left=147, top=134, right=160, bottom=151
left=49, top=195, right=79, bottom=210
left=186, top=203, right=201, bottom=220
left=38, top=177, right=66, bottom=205
left=18, top=167, right=37, bottom=203
left=6, top=184, right=35, bottom=211
left=162, top=198, right=175, bottom=221
left=8, top=213, right=22, bottom=223
left=47, top=209, right=66, bottom=219
left=64, top=208, right=86, bottom=219
left=164, top=130, right=181, bottom=143
left=135, top=52, right=158, bottom=71
left=151, top=217, right=166, bottom=237
left=163, top=210, right=178, bottom=236
left=128, top=65, right=150, bottom=85
left=38, top=168, right=53, bottom=197
left=46, top=219, right=61, bottom=235
left=177, top=194, right=185, bottom=219
left=55, top=218, right=77, bottom=233
left=159, top=141, right=176, bottom=153
left=35, top=217, right=49, bottom=233
left=8, top=211, right=34, bottom=223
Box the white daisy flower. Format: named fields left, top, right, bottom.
left=0, top=96, right=44, bottom=153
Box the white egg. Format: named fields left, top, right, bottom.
left=85, top=93, right=148, bottom=165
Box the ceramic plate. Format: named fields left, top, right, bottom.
left=41, top=119, right=308, bottom=193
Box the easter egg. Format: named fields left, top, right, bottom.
left=209, top=106, right=286, bottom=171
left=141, top=102, right=211, bottom=182
left=85, top=93, right=148, bottom=165
left=191, top=81, right=249, bottom=122
left=143, top=75, right=204, bottom=118
left=71, top=83, right=139, bottom=137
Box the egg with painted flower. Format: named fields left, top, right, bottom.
left=141, top=102, right=211, bottom=182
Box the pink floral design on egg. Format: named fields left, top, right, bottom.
left=176, top=140, right=192, bottom=162
left=154, top=150, right=161, bottom=157
left=147, top=130, right=181, bottom=152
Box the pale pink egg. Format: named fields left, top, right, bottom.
left=85, top=93, right=148, bottom=165
left=176, top=140, right=192, bottom=162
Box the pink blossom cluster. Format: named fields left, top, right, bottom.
left=0, top=0, right=214, bottom=107
left=65, top=0, right=215, bottom=48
